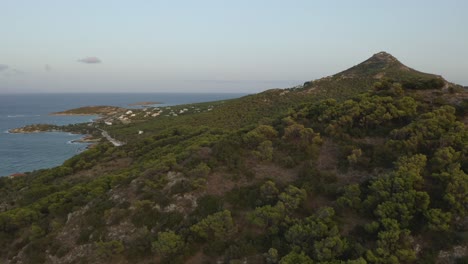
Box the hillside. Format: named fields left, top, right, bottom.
left=0, top=52, right=467, bottom=264
left=104, top=52, right=466, bottom=141
left=299, top=52, right=463, bottom=99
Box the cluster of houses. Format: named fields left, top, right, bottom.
left=166, top=107, right=189, bottom=117
left=101, top=105, right=216, bottom=127
left=103, top=108, right=162, bottom=125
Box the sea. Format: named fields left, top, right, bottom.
left=0, top=93, right=245, bottom=176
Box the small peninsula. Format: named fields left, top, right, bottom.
left=50, top=106, right=125, bottom=116
left=8, top=124, right=61, bottom=134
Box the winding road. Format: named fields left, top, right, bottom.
left=99, top=129, right=125, bottom=146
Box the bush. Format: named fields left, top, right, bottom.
left=95, top=240, right=124, bottom=257
left=402, top=77, right=445, bottom=90
left=152, top=231, right=184, bottom=257
left=192, top=195, right=224, bottom=220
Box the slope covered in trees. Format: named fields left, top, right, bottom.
left=0, top=53, right=467, bottom=263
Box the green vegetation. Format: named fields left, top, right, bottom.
left=0, top=52, right=466, bottom=263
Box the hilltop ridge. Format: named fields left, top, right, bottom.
left=295, top=51, right=465, bottom=103
left=336, top=51, right=413, bottom=77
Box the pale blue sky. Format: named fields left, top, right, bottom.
left=1, top=0, right=467, bottom=93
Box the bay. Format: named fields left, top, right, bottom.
left=0, top=93, right=245, bottom=176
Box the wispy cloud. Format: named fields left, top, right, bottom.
left=0, top=64, right=8, bottom=71
left=78, top=57, right=101, bottom=64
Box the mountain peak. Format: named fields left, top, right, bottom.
left=331, top=51, right=411, bottom=79
left=366, top=51, right=400, bottom=64
left=357, top=51, right=404, bottom=70
left=371, top=51, right=396, bottom=58
left=301, top=51, right=451, bottom=96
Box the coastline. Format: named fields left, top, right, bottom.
left=3, top=131, right=97, bottom=177
left=1, top=93, right=245, bottom=177
left=50, top=113, right=99, bottom=116
left=70, top=134, right=100, bottom=144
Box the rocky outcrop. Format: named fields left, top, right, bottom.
left=437, top=245, right=468, bottom=264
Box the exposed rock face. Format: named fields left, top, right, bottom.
left=437, top=245, right=468, bottom=264
left=366, top=51, right=400, bottom=64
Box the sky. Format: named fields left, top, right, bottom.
left=1, top=0, right=467, bottom=93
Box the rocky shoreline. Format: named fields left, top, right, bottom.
left=70, top=135, right=100, bottom=144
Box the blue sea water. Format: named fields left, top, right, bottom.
left=0, top=93, right=245, bottom=176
